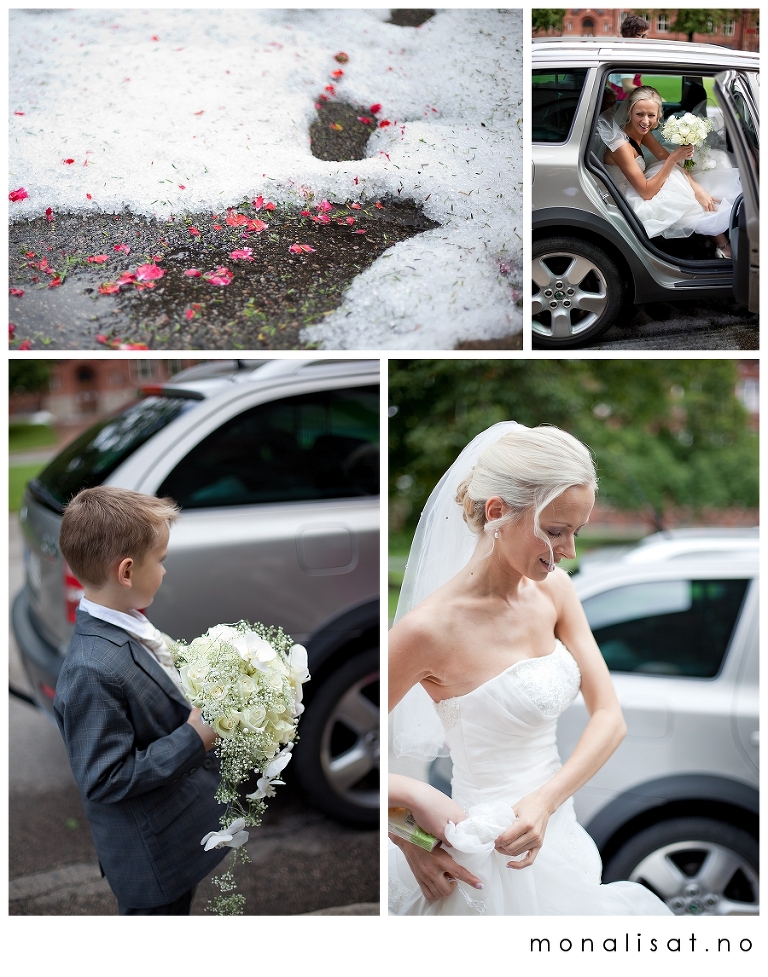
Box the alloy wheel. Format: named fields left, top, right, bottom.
left=319, top=667, right=380, bottom=811
left=630, top=840, right=759, bottom=915
left=532, top=251, right=610, bottom=339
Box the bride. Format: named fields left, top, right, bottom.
left=388, top=422, right=672, bottom=915
left=598, top=85, right=740, bottom=257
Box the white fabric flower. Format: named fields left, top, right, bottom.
left=200, top=817, right=249, bottom=851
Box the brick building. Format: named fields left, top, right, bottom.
left=9, top=359, right=200, bottom=425
left=536, top=9, right=759, bottom=52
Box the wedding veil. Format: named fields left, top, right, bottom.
left=391, top=420, right=522, bottom=759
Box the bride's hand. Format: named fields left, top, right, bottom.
left=493, top=792, right=553, bottom=869
left=692, top=185, right=719, bottom=212
left=669, top=144, right=694, bottom=165
left=390, top=834, right=483, bottom=902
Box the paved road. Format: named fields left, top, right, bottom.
left=8, top=515, right=379, bottom=916
left=587, top=299, right=759, bottom=350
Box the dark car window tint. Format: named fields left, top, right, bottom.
left=32, top=397, right=194, bottom=512
left=532, top=69, right=588, bottom=143
left=728, top=78, right=759, bottom=167
left=158, top=386, right=379, bottom=509
left=582, top=579, right=749, bottom=678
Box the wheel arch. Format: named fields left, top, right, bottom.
left=534, top=208, right=642, bottom=302
left=585, top=774, right=759, bottom=866
left=303, top=597, right=379, bottom=705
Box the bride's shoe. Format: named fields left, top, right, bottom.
left=715, top=246, right=731, bottom=259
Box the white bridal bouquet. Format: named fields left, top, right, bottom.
left=171, top=621, right=310, bottom=914
left=660, top=112, right=714, bottom=171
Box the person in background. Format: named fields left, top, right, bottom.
left=609, top=15, right=650, bottom=99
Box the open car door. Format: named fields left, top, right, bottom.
left=715, top=70, right=759, bottom=312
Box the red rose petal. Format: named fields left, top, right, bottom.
left=369, top=103, right=382, bottom=114
left=9, top=188, right=28, bottom=202
left=18, top=339, right=32, bottom=350
left=98, top=283, right=121, bottom=294
left=184, top=268, right=202, bottom=277
left=114, top=244, right=130, bottom=254
left=135, top=263, right=165, bottom=282
left=188, top=227, right=200, bottom=236
left=87, top=255, right=109, bottom=264
left=63, top=158, right=75, bottom=165
left=10, top=288, right=24, bottom=297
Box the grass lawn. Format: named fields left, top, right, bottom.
left=9, top=464, right=44, bottom=511
left=643, top=75, right=716, bottom=105
left=9, top=423, right=57, bottom=453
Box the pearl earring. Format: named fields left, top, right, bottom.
left=494, top=531, right=499, bottom=538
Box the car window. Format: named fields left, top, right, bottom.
left=158, top=385, right=379, bottom=508
left=726, top=76, right=759, bottom=168
left=31, top=396, right=196, bottom=512
left=582, top=579, right=750, bottom=677
left=532, top=69, right=588, bottom=143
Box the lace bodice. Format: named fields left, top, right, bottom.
left=433, top=641, right=581, bottom=809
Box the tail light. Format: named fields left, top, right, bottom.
left=63, top=562, right=85, bottom=623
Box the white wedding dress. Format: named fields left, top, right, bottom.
left=604, top=147, right=740, bottom=239
left=389, top=640, right=673, bottom=916
left=597, top=108, right=741, bottom=240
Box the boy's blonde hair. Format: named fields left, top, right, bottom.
left=60, top=487, right=179, bottom=586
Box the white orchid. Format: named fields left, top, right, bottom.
left=200, top=817, right=249, bottom=851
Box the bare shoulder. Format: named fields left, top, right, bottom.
left=389, top=596, right=450, bottom=662
left=539, top=566, right=578, bottom=612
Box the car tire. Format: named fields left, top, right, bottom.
left=532, top=236, right=624, bottom=349
left=602, top=817, right=759, bottom=916
left=292, top=648, right=379, bottom=826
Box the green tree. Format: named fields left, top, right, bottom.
left=532, top=9, right=566, bottom=35
left=9, top=360, right=52, bottom=394
left=389, top=360, right=756, bottom=530
left=662, top=9, right=740, bottom=42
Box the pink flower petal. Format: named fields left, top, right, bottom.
left=135, top=263, right=165, bottom=282
left=99, top=282, right=121, bottom=294
left=184, top=268, right=202, bottom=277
left=229, top=248, right=254, bottom=261
left=352, top=229, right=367, bottom=234
left=188, top=227, right=200, bottom=236
left=87, top=255, right=109, bottom=264
left=9, top=187, right=28, bottom=202
left=45, top=207, right=53, bottom=221
left=114, top=244, right=131, bottom=254
left=18, top=339, right=32, bottom=350
left=10, top=288, right=24, bottom=297
left=350, top=203, right=361, bottom=210
left=289, top=244, right=316, bottom=254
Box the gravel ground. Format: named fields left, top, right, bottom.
left=9, top=89, right=438, bottom=350
left=9, top=198, right=437, bottom=349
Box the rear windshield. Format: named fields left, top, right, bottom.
left=30, top=396, right=195, bottom=512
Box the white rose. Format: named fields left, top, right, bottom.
left=669, top=134, right=683, bottom=145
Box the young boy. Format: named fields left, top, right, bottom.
left=54, top=486, right=227, bottom=915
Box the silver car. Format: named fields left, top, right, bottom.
left=431, top=537, right=758, bottom=914
left=13, top=358, right=380, bottom=825
left=532, top=37, right=759, bottom=348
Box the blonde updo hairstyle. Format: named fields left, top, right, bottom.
left=454, top=426, right=597, bottom=563
left=626, top=86, right=664, bottom=129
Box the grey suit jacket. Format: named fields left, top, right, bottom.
left=54, top=609, right=227, bottom=908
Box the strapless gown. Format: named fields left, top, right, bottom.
left=605, top=152, right=740, bottom=240
left=389, top=641, right=673, bottom=915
